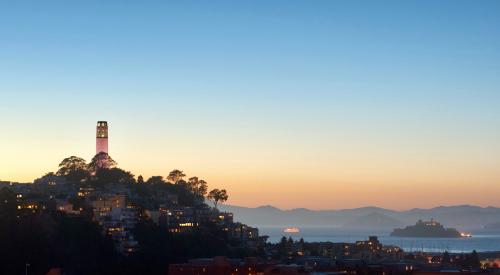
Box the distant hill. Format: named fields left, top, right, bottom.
left=341, top=212, right=405, bottom=230
left=484, top=221, right=500, bottom=231
left=219, top=204, right=500, bottom=231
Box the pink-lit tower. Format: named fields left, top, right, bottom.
left=96, top=121, right=109, bottom=154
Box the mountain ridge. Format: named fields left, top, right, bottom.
left=242, top=204, right=500, bottom=212
left=219, top=204, right=500, bottom=230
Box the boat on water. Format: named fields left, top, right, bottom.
left=283, top=227, right=300, bottom=233
left=460, top=232, right=472, bottom=238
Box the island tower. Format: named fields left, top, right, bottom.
left=96, top=121, right=108, bottom=154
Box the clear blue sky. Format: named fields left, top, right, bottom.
left=1, top=1, right=500, bottom=209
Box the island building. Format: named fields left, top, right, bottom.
left=96, top=121, right=108, bottom=154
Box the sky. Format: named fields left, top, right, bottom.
left=1, top=1, right=499, bottom=210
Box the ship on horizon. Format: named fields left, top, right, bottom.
left=283, top=227, right=300, bottom=234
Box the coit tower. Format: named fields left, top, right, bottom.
left=96, top=121, right=108, bottom=154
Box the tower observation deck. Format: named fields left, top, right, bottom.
left=96, top=121, right=108, bottom=154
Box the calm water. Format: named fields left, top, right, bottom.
left=260, top=227, right=500, bottom=253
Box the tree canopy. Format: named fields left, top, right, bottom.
left=146, top=176, right=166, bottom=185
left=167, top=169, right=186, bottom=184
left=56, top=156, right=89, bottom=183
left=207, top=189, right=228, bottom=209
left=93, top=168, right=136, bottom=186
left=187, top=177, right=208, bottom=198
left=88, top=152, right=117, bottom=174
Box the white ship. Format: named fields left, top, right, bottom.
left=283, top=227, right=300, bottom=233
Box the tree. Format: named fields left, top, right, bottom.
left=167, top=169, right=186, bottom=184
left=94, top=168, right=136, bottom=185
left=56, top=156, right=89, bottom=183
left=442, top=251, right=450, bottom=264
left=207, top=189, right=228, bottom=209
left=187, top=177, right=208, bottom=197
left=88, top=152, right=117, bottom=174
left=277, top=236, right=289, bottom=259
left=137, top=175, right=144, bottom=184
left=57, top=156, right=87, bottom=175
left=146, top=176, right=166, bottom=185
left=187, top=177, right=199, bottom=191
left=42, top=171, right=56, bottom=177
left=299, top=238, right=305, bottom=248
left=198, top=180, right=208, bottom=197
